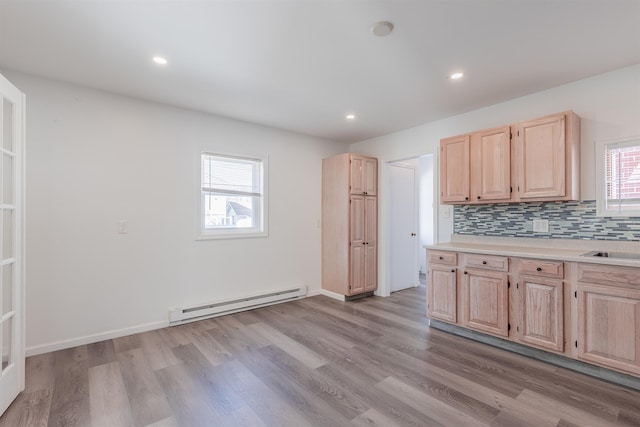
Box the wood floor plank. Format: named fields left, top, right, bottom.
left=88, top=361, right=134, bottom=427
left=376, top=376, right=488, bottom=427
left=248, top=322, right=327, bottom=369
left=117, top=348, right=173, bottom=426
left=24, top=353, right=55, bottom=393
left=516, top=389, right=619, bottom=427
left=0, top=389, right=51, bottom=427
left=171, top=343, right=246, bottom=417
left=87, top=340, right=117, bottom=368
left=258, top=344, right=370, bottom=420
left=139, top=330, right=180, bottom=371
left=154, top=362, right=223, bottom=427
left=47, top=357, right=90, bottom=427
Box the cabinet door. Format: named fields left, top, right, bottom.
left=350, top=245, right=365, bottom=295
left=364, top=196, right=377, bottom=246
left=519, top=276, right=564, bottom=352
left=471, top=126, right=511, bottom=202
left=364, top=244, right=377, bottom=292
left=363, top=158, right=377, bottom=196
left=350, top=156, right=377, bottom=195
left=463, top=269, right=509, bottom=337
left=427, top=266, right=457, bottom=323
left=517, top=114, right=566, bottom=199
left=577, top=283, right=640, bottom=375
left=440, top=135, right=470, bottom=203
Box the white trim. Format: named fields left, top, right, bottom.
left=317, top=289, right=346, bottom=301
left=25, top=320, right=169, bottom=357
left=196, top=150, right=269, bottom=240
left=595, top=135, right=640, bottom=217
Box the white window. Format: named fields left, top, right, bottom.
left=199, top=152, right=267, bottom=239
left=596, top=137, right=640, bottom=217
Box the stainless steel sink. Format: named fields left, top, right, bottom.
left=581, top=250, right=640, bottom=260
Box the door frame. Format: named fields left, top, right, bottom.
left=378, top=151, right=438, bottom=297
left=388, top=161, right=418, bottom=292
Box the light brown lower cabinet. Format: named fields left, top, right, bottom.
left=427, top=249, right=640, bottom=380
left=518, top=275, right=564, bottom=352
left=427, top=265, right=457, bottom=323
left=576, top=263, right=640, bottom=376
left=463, top=268, right=509, bottom=337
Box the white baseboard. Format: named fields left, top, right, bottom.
left=317, top=289, right=346, bottom=301
left=25, top=320, right=168, bottom=357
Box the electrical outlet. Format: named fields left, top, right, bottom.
left=532, top=219, right=549, bottom=233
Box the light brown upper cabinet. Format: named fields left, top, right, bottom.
left=439, top=111, right=580, bottom=205
left=440, top=126, right=512, bottom=205
left=514, top=111, right=580, bottom=202
left=470, top=126, right=512, bottom=203
left=440, top=134, right=470, bottom=203
left=350, top=155, right=377, bottom=196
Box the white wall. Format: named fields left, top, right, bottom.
left=350, top=64, right=640, bottom=296
left=3, top=71, right=347, bottom=355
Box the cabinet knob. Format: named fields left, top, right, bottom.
left=482, top=260, right=487, bottom=265
left=465, top=197, right=469, bottom=201
left=451, top=269, right=455, bottom=273
left=536, top=267, right=542, bottom=272
left=477, top=196, right=481, bottom=200
left=439, top=256, right=443, bottom=260
left=464, top=271, right=468, bottom=275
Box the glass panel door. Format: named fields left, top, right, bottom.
left=0, top=73, right=24, bottom=417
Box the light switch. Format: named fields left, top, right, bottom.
left=117, top=220, right=129, bottom=234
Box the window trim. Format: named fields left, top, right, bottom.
left=197, top=151, right=268, bottom=240
left=595, top=135, right=640, bottom=217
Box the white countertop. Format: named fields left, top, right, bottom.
left=426, top=236, right=640, bottom=268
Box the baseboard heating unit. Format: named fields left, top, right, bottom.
left=169, top=286, right=307, bottom=326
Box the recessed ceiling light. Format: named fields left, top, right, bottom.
left=153, top=56, right=168, bottom=65
left=371, top=21, right=394, bottom=37
left=346, top=114, right=356, bottom=120
left=449, top=72, right=464, bottom=80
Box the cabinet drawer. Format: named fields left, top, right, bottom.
left=519, top=259, right=564, bottom=279
left=428, top=250, right=457, bottom=266
left=578, top=263, right=640, bottom=289
left=464, top=254, right=509, bottom=272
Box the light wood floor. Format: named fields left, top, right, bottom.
left=2, top=285, right=640, bottom=427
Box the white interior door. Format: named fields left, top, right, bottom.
left=389, top=162, right=418, bottom=292
left=0, top=73, right=25, bottom=416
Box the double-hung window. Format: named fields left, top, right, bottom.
left=200, top=152, right=267, bottom=238
left=596, top=137, right=640, bottom=216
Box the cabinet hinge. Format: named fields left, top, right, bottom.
left=516, top=326, right=519, bottom=332
left=575, top=340, right=578, bottom=348
left=510, top=132, right=513, bottom=140
left=510, top=186, right=513, bottom=193
left=508, top=323, right=511, bottom=331
left=507, top=281, right=510, bottom=289
left=516, top=282, right=519, bottom=289
left=517, top=130, right=520, bottom=137
left=574, top=291, right=577, bottom=298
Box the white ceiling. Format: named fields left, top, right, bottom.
left=1, top=1, right=639, bottom=143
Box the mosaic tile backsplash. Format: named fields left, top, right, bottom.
left=454, top=200, right=640, bottom=241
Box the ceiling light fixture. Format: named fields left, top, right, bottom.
left=371, top=21, right=394, bottom=37
left=449, top=72, right=464, bottom=80
left=346, top=114, right=356, bottom=120
left=153, top=56, right=168, bottom=65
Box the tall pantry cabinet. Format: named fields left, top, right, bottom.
left=322, top=153, right=378, bottom=297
